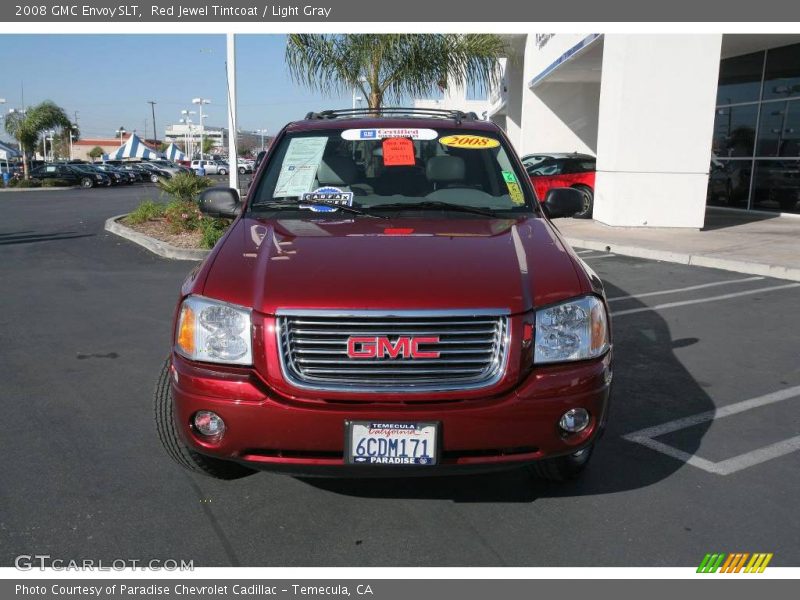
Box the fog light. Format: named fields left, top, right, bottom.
left=559, top=408, right=590, bottom=433
left=193, top=411, right=225, bottom=437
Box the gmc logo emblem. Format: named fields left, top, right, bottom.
left=347, top=336, right=441, bottom=359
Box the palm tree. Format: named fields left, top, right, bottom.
left=286, top=34, right=506, bottom=110
left=4, top=100, right=71, bottom=179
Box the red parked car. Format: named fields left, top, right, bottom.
left=522, top=153, right=596, bottom=219
left=155, top=109, right=613, bottom=483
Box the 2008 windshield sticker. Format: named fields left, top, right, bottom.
left=438, top=135, right=500, bottom=149
left=299, top=187, right=354, bottom=212
left=341, top=128, right=438, bottom=141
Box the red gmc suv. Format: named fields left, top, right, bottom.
left=155, top=108, right=613, bottom=483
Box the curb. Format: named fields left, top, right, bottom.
left=105, top=214, right=210, bottom=261
left=564, top=237, right=800, bottom=283
left=0, top=186, right=80, bottom=193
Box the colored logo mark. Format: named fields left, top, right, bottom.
left=697, top=553, right=773, bottom=573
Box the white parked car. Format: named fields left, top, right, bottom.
left=191, top=159, right=228, bottom=175
left=236, top=158, right=254, bottom=174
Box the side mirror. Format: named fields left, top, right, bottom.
left=254, top=150, right=267, bottom=170
left=199, top=187, right=241, bottom=218
left=544, top=187, right=584, bottom=219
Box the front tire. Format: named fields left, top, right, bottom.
left=150, top=174, right=159, bottom=183
left=528, top=444, right=594, bottom=482
left=81, top=177, right=94, bottom=189
left=219, top=168, right=227, bottom=176
left=154, top=360, right=255, bottom=480
left=238, top=167, right=246, bottom=175
left=572, top=185, right=594, bottom=219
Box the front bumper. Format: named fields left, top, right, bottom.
left=170, top=352, right=612, bottom=476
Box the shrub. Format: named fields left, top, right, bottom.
left=127, top=200, right=166, bottom=225
left=157, top=172, right=213, bottom=203
left=15, top=179, right=41, bottom=188
left=200, top=218, right=231, bottom=249
left=164, top=199, right=203, bottom=233
left=42, top=178, right=72, bottom=187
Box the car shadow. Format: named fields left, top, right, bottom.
left=297, top=278, right=715, bottom=502
left=0, top=231, right=94, bottom=245
left=701, top=207, right=780, bottom=231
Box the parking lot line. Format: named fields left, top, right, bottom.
left=576, top=249, right=597, bottom=255
left=581, top=253, right=616, bottom=260
left=606, top=276, right=765, bottom=302
left=611, top=283, right=800, bottom=316
left=623, top=384, right=800, bottom=475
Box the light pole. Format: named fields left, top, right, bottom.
left=179, top=117, right=194, bottom=157
left=256, top=128, right=268, bottom=152
left=192, top=97, right=210, bottom=160
left=352, top=75, right=367, bottom=110
left=181, top=110, right=196, bottom=158
left=68, top=124, right=77, bottom=161
left=148, top=100, right=157, bottom=144
left=45, top=130, right=56, bottom=161
left=116, top=126, right=126, bottom=144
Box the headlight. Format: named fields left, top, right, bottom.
left=534, top=295, right=609, bottom=364
left=175, top=296, right=252, bottom=365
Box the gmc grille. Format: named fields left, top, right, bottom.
left=276, top=310, right=510, bottom=392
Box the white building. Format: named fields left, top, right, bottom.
left=414, top=83, right=490, bottom=118
left=488, top=34, right=800, bottom=227
left=164, top=123, right=227, bottom=157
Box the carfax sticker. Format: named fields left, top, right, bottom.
left=438, top=134, right=500, bottom=149
left=341, top=128, right=438, bottom=141
left=299, top=186, right=354, bottom=211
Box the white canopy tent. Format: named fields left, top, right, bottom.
left=163, top=143, right=187, bottom=162
left=103, top=132, right=163, bottom=161
left=0, top=140, right=21, bottom=174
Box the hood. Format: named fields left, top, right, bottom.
left=201, top=215, right=584, bottom=315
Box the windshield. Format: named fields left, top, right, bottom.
left=248, top=128, right=534, bottom=216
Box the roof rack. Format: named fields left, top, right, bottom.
left=303, top=107, right=480, bottom=125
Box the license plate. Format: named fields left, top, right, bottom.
left=345, top=421, right=438, bottom=466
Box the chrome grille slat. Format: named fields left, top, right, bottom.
left=303, top=367, right=488, bottom=375
left=290, top=328, right=497, bottom=336
left=290, top=319, right=499, bottom=327
left=293, top=348, right=494, bottom=355
left=293, top=337, right=495, bottom=346
left=295, top=357, right=492, bottom=365
left=276, top=310, right=510, bottom=393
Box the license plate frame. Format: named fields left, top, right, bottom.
left=344, top=421, right=440, bottom=466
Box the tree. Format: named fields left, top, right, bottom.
left=3, top=100, right=72, bottom=178
left=285, top=34, right=506, bottom=109
left=51, top=125, right=80, bottom=160
left=88, top=146, right=105, bottom=162
left=202, top=138, right=215, bottom=156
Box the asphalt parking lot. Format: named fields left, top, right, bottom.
left=1, top=187, right=798, bottom=567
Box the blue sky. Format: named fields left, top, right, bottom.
left=0, top=35, right=369, bottom=140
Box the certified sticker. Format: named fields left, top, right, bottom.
left=341, top=128, right=438, bottom=141
left=438, top=134, right=500, bottom=149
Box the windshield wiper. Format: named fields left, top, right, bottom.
left=252, top=201, right=390, bottom=219
left=370, top=201, right=501, bottom=218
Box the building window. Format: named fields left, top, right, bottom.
left=709, top=43, right=800, bottom=214
left=712, top=105, right=757, bottom=157
left=761, top=43, right=800, bottom=102
left=716, top=51, right=764, bottom=106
